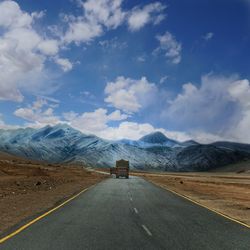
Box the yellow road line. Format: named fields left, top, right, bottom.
left=150, top=181, right=250, bottom=229
left=0, top=184, right=95, bottom=244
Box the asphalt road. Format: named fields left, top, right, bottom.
left=1, top=176, right=250, bottom=250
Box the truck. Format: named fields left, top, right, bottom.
left=110, top=159, right=129, bottom=179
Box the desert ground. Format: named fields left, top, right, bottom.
left=0, top=152, right=107, bottom=235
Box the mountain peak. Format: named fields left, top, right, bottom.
left=139, top=131, right=170, bottom=144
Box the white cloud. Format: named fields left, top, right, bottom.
left=0, top=0, right=33, bottom=29
left=163, top=74, right=250, bottom=143
left=0, top=30, right=43, bottom=102
left=0, top=1, right=69, bottom=102
left=62, top=111, right=78, bottom=121
left=38, top=39, right=59, bottom=56
left=99, top=37, right=127, bottom=50
left=31, top=10, right=46, bottom=20
left=82, top=0, right=125, bottom=29
left=63, top=0, right=166, bottom=44
left=63, top=108, right=128, bottom=135
left=100, top=121, right=156, bottom=140
left=226, top=79, right=250, bottom=142
left=203, top=32, right=214, bottom=41
left=104, top=76, right=158, bottom=114
left=159, top=75, right=168, bottom=84
left=154, top=31, right=182, bottom=64
left=14, top=98, right=60, bottom=127
left=64, top=19, right=103, bottom=44
left=96, top=121, right=190, bottom=141
left=127, top=2, right=166, bottom=31
left=54, top=57, right=73, bottom=72
left=63, top=0, right=125, bottom=44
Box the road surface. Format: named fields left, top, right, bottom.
left=0, top=176, right=250, bottom=250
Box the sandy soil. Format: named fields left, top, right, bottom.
left=0, top=153, right=107, bottom=235
left=135, top=171, right=250, bottom=226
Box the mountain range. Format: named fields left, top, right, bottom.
left=0, top=124, right=250, bottom=171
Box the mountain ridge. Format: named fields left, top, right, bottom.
left=0, top=124, right=249, bottom=171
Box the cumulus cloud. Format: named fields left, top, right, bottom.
left=14, top=98, right=60, bottom=127
left=63, top=19, right=103, bottom=44
left=226, top=79, right=250, bottom=142
left=127, top=2, right=166, bottom=31
left=104, top=76, right=158, bottom=114
left=63, top=0, right=166, bottom=44
left=54, top=57, right=73, bottom=72
left=0, top=0, right=33, bottom=29
left=82, top=0, right=125, bottom=29
left=0, top=0, right=69, bottom=102
left=37, top=39, right=59, bottom=56
left=154, top=31, right=182, bottom=64
left=163, top=74, right=250, bottom=143
left=63, top=108, right=128, bottom=135
left=63, top=0, right=124, bottom=44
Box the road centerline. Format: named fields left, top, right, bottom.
left=142, top=225, right=152, bottom=236
left=134, top=207, right=138, bottom=214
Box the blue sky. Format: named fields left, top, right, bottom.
left=0, top=0, right=250, bottom=143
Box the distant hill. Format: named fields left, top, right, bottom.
left=0, top=124, right=250, bottom=171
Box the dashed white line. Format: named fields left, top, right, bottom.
left=130, top=197, right=133, bottom=201
left=134, top=207, right=138, bottom=214
left=142, top=225, right=152, bottom=236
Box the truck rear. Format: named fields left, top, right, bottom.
left=114, top=159, right=129, bottom=179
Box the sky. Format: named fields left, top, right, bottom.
left=0, top=0, right=250, bottom=143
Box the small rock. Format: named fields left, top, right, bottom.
left=180, top=180, right=183, bottom=184
left=35, top=181, right=42, bottom=186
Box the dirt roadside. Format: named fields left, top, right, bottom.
left=135, top=172, right=250, bottom=226
left=0, top=155, right=107, bottom=235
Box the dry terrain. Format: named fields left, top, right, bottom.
left=0, top=152, right=107, bottom=235
left=134, top=170, right=250, bottom=226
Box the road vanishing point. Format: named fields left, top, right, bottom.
left=0, top=176, right=250, bottom=250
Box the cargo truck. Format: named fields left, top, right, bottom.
left=110, top=159, right=129, bottom=179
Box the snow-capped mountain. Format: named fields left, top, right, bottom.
left=0, top=124, right=249, bottom=171
left=139, top=131, right=180, bottom=147
left=118, top=132, right=181, bottom=148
